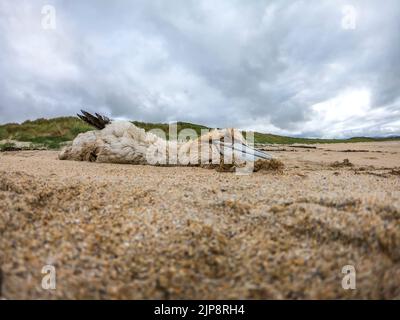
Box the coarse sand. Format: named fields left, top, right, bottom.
left=0, top=141, right=399, bottom=299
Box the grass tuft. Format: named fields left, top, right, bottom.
left=253, top=159, right=285, bottom=173
left=0, top=142, right=21, bottom=152
left=331, top=158, right=354, bottom=168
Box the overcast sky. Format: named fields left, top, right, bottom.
left=0, top=0, right=399, bottom=137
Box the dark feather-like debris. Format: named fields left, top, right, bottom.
left=77, top=110, right=111, bottom=130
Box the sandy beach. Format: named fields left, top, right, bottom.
left=0, top=141, right=399, bottom=299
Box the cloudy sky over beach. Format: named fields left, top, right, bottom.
left=0, top=0, right=399, bottom=137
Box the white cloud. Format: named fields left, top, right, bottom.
left=309, top=89, right=371, bottom=136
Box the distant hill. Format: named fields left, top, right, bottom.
left=0, top=116, right=399, bottom=150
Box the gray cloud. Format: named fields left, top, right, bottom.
left=0, top=0, right=399, bottom=137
